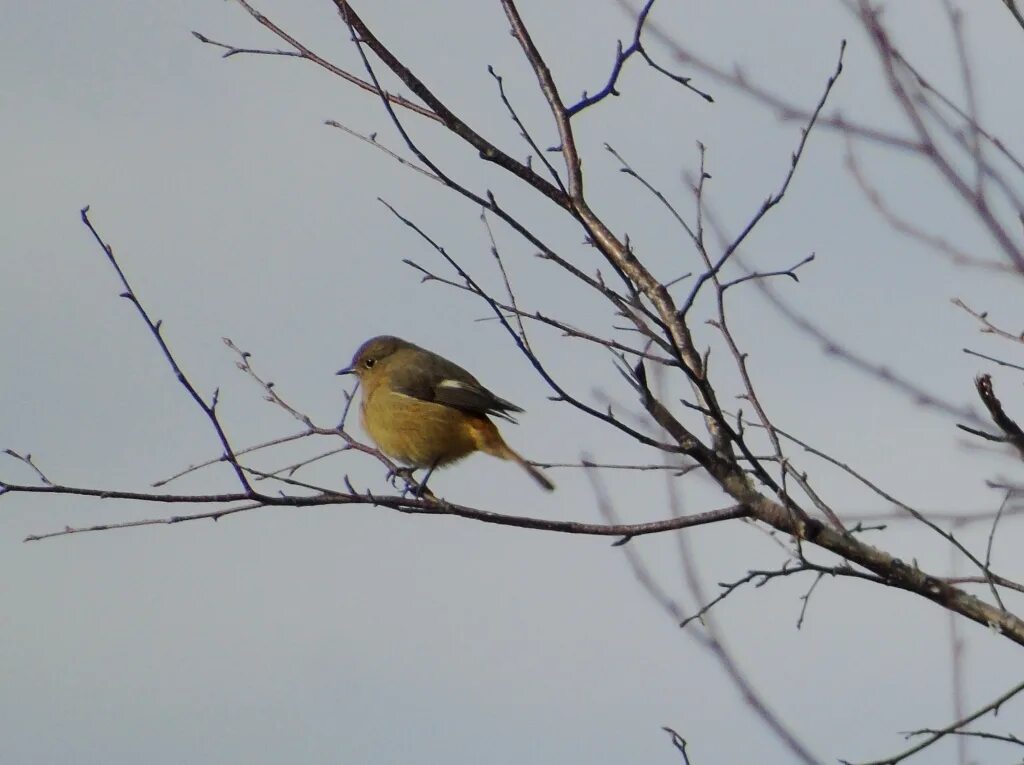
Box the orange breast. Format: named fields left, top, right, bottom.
left=361, top=387, right=484, bottom=468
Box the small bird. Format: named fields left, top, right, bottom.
left=337, top=335, right=554, bottom=491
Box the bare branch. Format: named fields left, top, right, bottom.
left=13, top=473, right=750, bottom=542
left=1002, top=0, right=1024, bottom=32
left=953, top=298, right=1024, bottom=343
left=662, top=727, right=693, bottom=765
left=3, top=449, right=53, bottom=486
left=972, top=374, right=1024, bottom=460
left=499, top=0, right=586, bottom=206
left=80, top=207, right=255, bottom=495
left=197, top=2, right=441, bottom=122
left=845, top=676, right=1024, bottom=765
left=152, top=430, right=311, bottom=487
left=324, top=120, right=441, bottom=182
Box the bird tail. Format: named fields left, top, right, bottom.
left=470, top=417, right=555, bottom=491
left=503, top=446, right=555, bottom=492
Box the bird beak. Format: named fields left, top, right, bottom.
left=336, top=366, right=356, bottom=376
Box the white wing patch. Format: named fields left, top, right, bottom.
left=437, top=379, right=475, bottom=391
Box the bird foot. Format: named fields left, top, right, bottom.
left=387, top=467, right=435, bottom=498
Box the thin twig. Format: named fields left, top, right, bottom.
left=845, top=676, right=1024, bottom=765
left=81, top=207, right=255, bottom=495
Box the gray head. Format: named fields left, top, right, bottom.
left=336, top=335, right=413, bottom=377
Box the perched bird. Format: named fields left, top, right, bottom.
left=337, top=335, right=554, bottom=491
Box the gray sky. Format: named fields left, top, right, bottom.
left=3, top=1, right=1024, bottom=763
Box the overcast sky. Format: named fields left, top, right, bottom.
left=3, top=1, right=1023, bottom=763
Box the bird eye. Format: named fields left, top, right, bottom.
left=364, top=358, right=376, bottom=369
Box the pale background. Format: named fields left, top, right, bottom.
left=3, top=1, right=1023, bottom=763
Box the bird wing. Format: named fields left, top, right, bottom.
left=387, top=352, right=524, bottom=422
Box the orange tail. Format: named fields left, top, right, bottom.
left=470, top=417, right=555, bottom=491
left=503, top=446, right=555, bottom=491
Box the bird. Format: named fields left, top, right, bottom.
left=337, top=335, right=554, bottom=492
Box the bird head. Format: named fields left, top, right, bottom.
left=336, top=335, right=410, bottom=378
